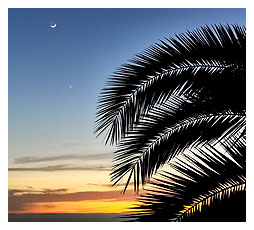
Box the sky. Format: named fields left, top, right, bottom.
left=8, top=8, right=246, bottom=215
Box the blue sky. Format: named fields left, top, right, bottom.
left=8, top=8, right=246, bottom=162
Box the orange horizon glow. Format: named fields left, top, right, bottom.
left=8, top=161, right=140, bottom=214
left=8, top=200, right=138, bottom=214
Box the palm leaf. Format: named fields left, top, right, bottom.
left=111, top=111, right=245, bottom=192
left=176, top=180, right=245, bottom=221
left=124, top=140, right=245, bottom=221
left=95, top=24, right=246, bottom=145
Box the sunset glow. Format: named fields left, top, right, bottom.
left=8, top=8, right=246, bottom=220
left=8, top=200, right=137, bottom=214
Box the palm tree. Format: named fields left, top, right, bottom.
left=95, top=24, right=246, bottom=221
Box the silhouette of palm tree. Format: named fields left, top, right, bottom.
left=95, top=24, right=246, bottom=221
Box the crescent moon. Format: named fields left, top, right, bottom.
left=50, top=23, right=57, bottom=29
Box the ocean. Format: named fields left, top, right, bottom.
left=8, top=213, right=131, bottom=222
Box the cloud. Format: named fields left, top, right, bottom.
left=41, top=188, right=69, bottom=194
left=8, top=164, right=110, bottom=172
left=8, top=188, right=135, bottom=202
left=87, top=182, right=134, bottom=188
left=14, top=153, right=113, bottom=164
left=86, top=183, right=112, bottom=187
left=8, top=188, right=137, bottom=212
left=8, top=188, right=70, bottom=211
left=8, top=188, right=69, bottom=196
left=62, top=142, right=81, bottom=148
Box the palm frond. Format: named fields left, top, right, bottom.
left=111, top=111, right=245, bottom=192
left=95, top=24, right=246, bottom=145
left=176, top=180, right=245, bottom=221
left=124, top=141, right=245, bottom=221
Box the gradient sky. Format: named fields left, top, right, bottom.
left=8, top=8, right=246, bottom=214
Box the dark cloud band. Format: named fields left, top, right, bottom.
left=13, top=153, right=113, bottom=164
left=8, top=164, right=110, bottom=172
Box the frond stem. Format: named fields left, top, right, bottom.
left=174, top=181, right=246, bottom=221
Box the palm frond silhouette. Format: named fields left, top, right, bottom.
left=95, top=24, right=246, bottom=221
left=124, top=138, right=245, bottom=221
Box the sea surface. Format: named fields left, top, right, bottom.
left=8, top=213, right=131, bottom=222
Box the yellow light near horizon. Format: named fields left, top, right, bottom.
left=8, top=170, right=112, bottom=192
left=9, top=200, right=137, bottom=214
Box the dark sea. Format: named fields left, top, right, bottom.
left=8, top=213, right=131, bottom=222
